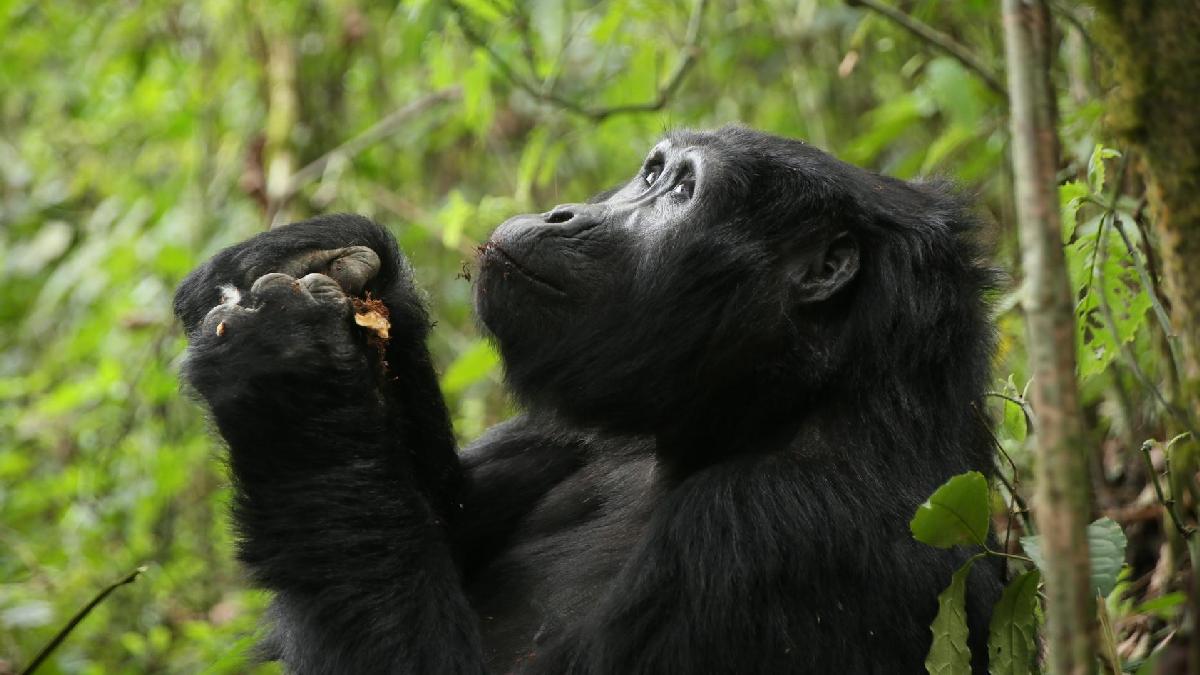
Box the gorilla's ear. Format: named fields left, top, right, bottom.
left=789, top=233, right=860, bottom=304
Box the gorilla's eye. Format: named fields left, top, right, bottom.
left=642, top=158, right=664, bottom=187
left=672, top=180, right=695, bottom=199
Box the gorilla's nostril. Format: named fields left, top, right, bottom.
left=545, top=209, right=573, bottom=224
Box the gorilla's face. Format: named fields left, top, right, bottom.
left=474, top=127, right=863, bottom=433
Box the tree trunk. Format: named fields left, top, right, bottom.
left=1088, top=2, right=1200, bottom=419
left=1002, top=1, right=1098, bottom=673
left=1089, top=4, right=1200, bottom=672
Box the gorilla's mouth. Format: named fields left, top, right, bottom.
left=482, top=242, right=566, bottom=296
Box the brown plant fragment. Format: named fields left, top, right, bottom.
left=351, top=296, right=391, bottom=341
left=351, top=294, right=391, bottom=375
left=216, top=321, right=226, bottom=336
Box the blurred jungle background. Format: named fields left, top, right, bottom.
left=2, top=0, right=1198, bottom=672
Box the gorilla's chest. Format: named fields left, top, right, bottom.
left=471, top=450, right=658, bottom=668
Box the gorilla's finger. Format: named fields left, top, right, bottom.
left=326, top=246, right=381, bottom=295
left=299, top=273, right=351, bottom=313
left=278, top=246, right=382, bottom=296
left=250, top=272, right=300, bottom=297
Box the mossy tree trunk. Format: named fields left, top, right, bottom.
left=1090, top=4, right=1200, bottom=673
left=1089, top=2, right=1200, bottom=428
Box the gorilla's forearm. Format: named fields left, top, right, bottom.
left=175, top=215, right=488, bottom=671
left=223, top=419, right=487, bottom=674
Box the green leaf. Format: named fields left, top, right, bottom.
left=1000, top=397, right=1028, bottom=443
left=987, top=570, right=1040, bottom=675
left=925, top=559, right=975, bottom=675
left=1133, top=592, right=1186, bottom=619
left=1020, top=517, right=1127, bottom=598
left=1087, top=517, right=1128, bottom=598
left=1087, top=144, right=1121, bottom=194
left=911, top=471, right=991, bottom=548
left=1058, top=180, right=1089, bottom=243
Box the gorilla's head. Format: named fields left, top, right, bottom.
left=475, top=126, right=994, bottom=437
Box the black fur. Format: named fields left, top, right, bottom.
left=175, top=126, right=1003, bottom=674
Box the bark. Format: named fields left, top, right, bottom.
left=1088, top=2, right=1200, bottom=419
left=1089, top=6, right=1200, bottom=672
left=1002, top=1, right=1098, bottom=672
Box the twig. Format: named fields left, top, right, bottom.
left=986, top=390, right=1036, bottom=433
left=450, top=0, right=709, bottom=121
left=971, top=402, right=1034, bottom=536
left=1139, top=440, right=1195, bottom=537
left=20, top=566, right=147, bottom=675
left=845, top=0, right=1008, bottom=100
left=1047, top=1, right=1107, bottom=63
left=983, top=547, right=1036, bottom=565
left=269, top=87, right=462, bottom=226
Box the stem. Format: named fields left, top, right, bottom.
left=271, top=87, right=462, bottom=219
left=1139, top=440, right=1195, bottom=538
left=19, top=566, right=147, bottom=675
left=984, top=547, right=1037, bottom=565
left=451, top=0, right=709, bottom=121
left=986, top=390, right=1037, bottom=433
left=846, top=0, right=1008, bottom=99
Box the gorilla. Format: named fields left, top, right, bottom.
left=174, top=126, right=1003, bottom=674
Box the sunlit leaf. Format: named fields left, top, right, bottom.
left=911, top=471, right=991, bottom=548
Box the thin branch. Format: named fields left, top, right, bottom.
left=269, top=87, right=462, bottom=226
left=983, top=547, right=1037, bottom=565
left=20, top=566, right=147, bottom=675
left=846, top=0, right=1008, bottom=100
left=986, top=390, right=1036, bottom=433
left=1139, top=440, right=1195, bottom=537
left=451, top=0, right=708, bottom=121
left=971, top=401, right=1034, bottom=536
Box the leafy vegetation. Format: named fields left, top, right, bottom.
left=1, top=0, right=1195, bottom=672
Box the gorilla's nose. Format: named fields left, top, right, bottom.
left=544, top=206, right=575, bottom=224
left=542, top=204, right=604, bottom=235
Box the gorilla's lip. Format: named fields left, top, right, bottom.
left=483, top=242, right=566, bottom=296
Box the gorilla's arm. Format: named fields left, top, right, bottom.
left=175, top=215, right=487, bottom=673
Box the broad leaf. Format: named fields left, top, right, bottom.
left=1087, top=144, right=1121, bottom=194
left=926, top=559, right=975, bottom=675
left=987, top=570, right=1040, bottom=675
left=1087, top=518, right=1128, bottom=598
left=1059, top=180, right=1090, bottom=243
left=1020, top=517, right=1127, bottom=598
left=911, top=471, right=991, bottom=548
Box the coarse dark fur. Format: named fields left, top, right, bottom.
left=174, top=126, right=1004, bottom=674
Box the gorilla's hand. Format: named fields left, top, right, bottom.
left=174, top=214, right=439, bottom=420
left=174, top=213, right=422, bottom=338
left=184, top=270, right=375, bottom=405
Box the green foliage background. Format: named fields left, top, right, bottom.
left=0, top=0, right=1176, bottom=671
